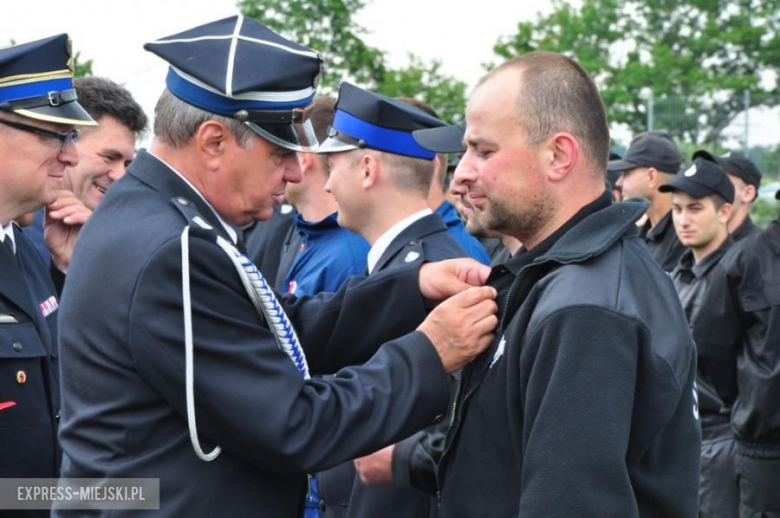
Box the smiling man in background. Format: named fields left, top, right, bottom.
left=26, top=76, right=147, bottom=267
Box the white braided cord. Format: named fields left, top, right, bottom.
left=180, top=228, right=310, bottom=462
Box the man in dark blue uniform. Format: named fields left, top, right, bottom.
left=0, top=33, right=97, bottom=516
left=316, top=83, right=469, bottom=518
left=320, top=83, right=467, bottom=274
left=56, top=16, right=497, bottom=517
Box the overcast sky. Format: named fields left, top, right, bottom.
left=1, top=0, right=776, bottom=149
left=0, top=0, right=538, bottom=142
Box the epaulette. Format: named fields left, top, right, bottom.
left=400, top=239, right=424, bottom=265
left=169, top=196, right=219, bottom=242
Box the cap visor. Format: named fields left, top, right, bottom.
left=412, top=123, right=465, bottom=153
left=247, top=119, right=318, bottom=152
left=775, top=189, right=780, bottom=200
left=659, top=178, right=712, bottom=198
left=15, top=101, right=97, bottom=126
left=607, top=159, right=640, bottom=173
left=316, top=136, right=358, bottom=154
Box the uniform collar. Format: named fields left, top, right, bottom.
left=0, top=222, right=15, bottom=254
left=675, top=237, right=733, bottom=280
left=146, top=149, right=238, bottom=245
left=642, top=210, right=674, bottom=242
left=501, top=191, right=621, bottom=277
left=368, top=209, right=432, bottom=274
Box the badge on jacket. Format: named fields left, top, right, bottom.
left=489, top=335, right=506, bottom=369
left=39, top=296, right=58, bottom=318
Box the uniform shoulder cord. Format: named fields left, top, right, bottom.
left=180, top=226, right=310, bottom=461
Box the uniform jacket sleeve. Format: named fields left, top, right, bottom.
left=127, top=235, right=450, bottom=473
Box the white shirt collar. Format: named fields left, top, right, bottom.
left=149, top=150, right=238, bottom=244
left=367, top=209, right=432, bottom=274
left=0, top=222, right=16, bottom=254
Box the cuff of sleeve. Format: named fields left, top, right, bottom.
left=393, top=431, right=426, bottom=486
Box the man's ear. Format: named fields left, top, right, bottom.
left=743, top=183, right=757, bottom=204
left=546, top=132, right=579, bottom=182
left=646, top=167, right=660, bottom=189
left=361, top=153, right=378, bottom=190
left=297, top=151, right=312, bottom=173
left=195, top=121, right=229, bottom=170
left=719, top=201, right=733, bottom=224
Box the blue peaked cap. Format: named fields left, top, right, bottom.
left=318, top=82, right=446, bottom=160
left=0, top=34, right=95, bottom=125
left=144, top=15, right=324, bottom=151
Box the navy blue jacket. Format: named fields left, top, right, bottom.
left=438, top=198, right=701, bottom=517
left=56, top=150, right=451, bottom=517
left=319, top=212, right=467, bottom=518
left=373, top=213, right=468, bottom=273
left=0, top=225, right=60, bottom=480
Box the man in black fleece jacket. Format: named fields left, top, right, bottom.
left=412, top=52, right=701, bottom=517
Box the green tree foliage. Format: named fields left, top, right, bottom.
left=493, top=0, right=780, bottom=145
left=73, top=52, right=93, bottom=77
left=238, top=0, right=386, bottom=92
left=236, top=0, right=467, bottom=122
left=375, top=55, right=467, bottom=123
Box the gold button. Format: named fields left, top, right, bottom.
left=16, top=370, right=26, bottom=384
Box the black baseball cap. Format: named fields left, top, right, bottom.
left=659, top=158, right=735, bottom=203
left=692, top=150, right=762, bottom=189
left=608, top=131, right=682, bottom=174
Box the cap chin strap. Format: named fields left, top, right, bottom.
left=180, top=226, right=309, bottom=462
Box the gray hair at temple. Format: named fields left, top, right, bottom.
left=153, top=89, right=255, bottom=149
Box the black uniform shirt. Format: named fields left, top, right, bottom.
left=671, top=239, right=735, bottom=432
left=730, top=215, right=761, bottom=243
left=697, top=217, right=780, bottom=446
left=639, top=210, right=686, bottom=272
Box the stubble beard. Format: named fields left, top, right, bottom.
left=484, top=190, right=555, bottom=245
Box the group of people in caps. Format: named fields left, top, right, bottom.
left=0, top=13, right=778, bottom=518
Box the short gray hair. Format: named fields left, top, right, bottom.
left=153, top=89, right=255, bottom=149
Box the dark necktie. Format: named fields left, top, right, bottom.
left=2, top=235, right=14, bottom=257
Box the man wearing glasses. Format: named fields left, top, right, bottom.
left=0, top=32, right=97, bottom=501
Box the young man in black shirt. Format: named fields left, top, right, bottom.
left=664, top=158, right=737, bottom=518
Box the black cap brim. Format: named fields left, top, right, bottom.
left=412, top=122, right=465, bottom=153
left=607, top=158, right=641, bottom=173
left=14, top=101, right=97, bottom=126
left=776, top=189, right=780, bottom=200
left=659, top=178, right=713, bottom=198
